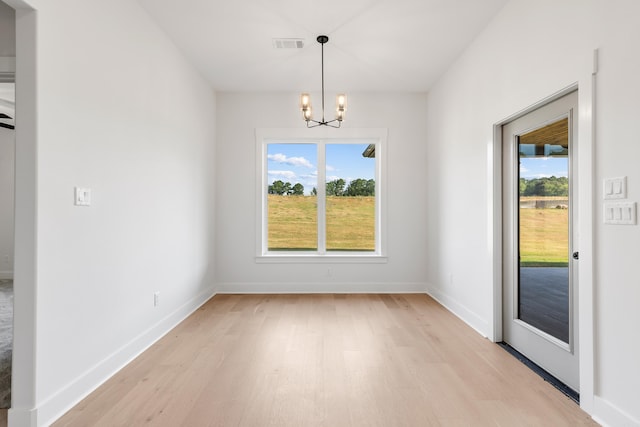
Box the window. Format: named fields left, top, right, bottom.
left=256, top=129, right=386, bottom=261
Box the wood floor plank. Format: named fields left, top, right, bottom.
left=53, top=294, right=599, bottom=426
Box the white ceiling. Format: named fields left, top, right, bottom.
left=137, top=0, right=508, bottom=92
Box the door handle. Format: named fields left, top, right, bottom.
left=572, top=252, right=579, bottom=260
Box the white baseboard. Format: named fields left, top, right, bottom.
left=31, top=286, right=216, bottom=427
left=7, top=406, right=37, bottom=427
left=425, top=283, right=490, bottom=338
left=0, top=271, right=13, bottom=280
left=216, top=281, right=428, bottom=294
left=592, top=396, right=640, bottom=427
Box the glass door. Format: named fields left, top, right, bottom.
left=502, top=90, right=579, bottom=392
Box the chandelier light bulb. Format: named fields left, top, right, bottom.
left=336, top=94, right=347, bottom=121
left=300, top=93, right=312, bottom=121
left=303, top=106, right=313, bottom=121
left=300, top=93, right=311, bottom=108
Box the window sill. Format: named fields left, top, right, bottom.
left=255, top=254, right=388, bottom=264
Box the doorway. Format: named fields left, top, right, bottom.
left=501, top=90, right=579, bottom=393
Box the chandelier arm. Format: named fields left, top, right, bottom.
left=305, top=118, right=341, bottom=129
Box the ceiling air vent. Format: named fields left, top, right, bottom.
left=273, top=38, right=304, bottom=49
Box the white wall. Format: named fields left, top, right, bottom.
left=0, top=1, right=15, bottom=57
left=9, top=0, right=217, bottom=425
left=425, top=0, right=640, bottom=425
left=0, top=128, right=13, bottom=279
left=215, top=92, right=428, bottom=293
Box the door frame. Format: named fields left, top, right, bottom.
left=502, top=92, right=579, bottom=391
left=492, top=67, right=596, bottom=413
left=3, top=0, right=39, bottom=424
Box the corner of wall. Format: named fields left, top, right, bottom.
left=35, top=286, right=216, bottom=426
left=425, top=282, right=490, bottom=339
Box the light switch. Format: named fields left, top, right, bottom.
left=603, top=202, right=636, bottom=225
left=75, top=187, right=92, bottom=206
left=603, top=177, right=627, bottom=199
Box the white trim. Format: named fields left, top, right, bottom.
left=426, top=283, right=490, bottom=338
left=491, top=125, right=503, bottom=343
left=10, top=4, right=39, bottom=423
left=317, top=141, right=326, bottom=253
left=255, top=127, right=388, bottom=259
left=255, top=255, right=387, bottom=264
left=576, top=49, right=597, bottom=415
left=217, top=282, right=426, bottom=294
left=492, top=83, right=580, bottom=344
left=592, top=396, right=640, bottom=427
left=34, top=287, right=216, bottom=427
left=7, top=407, right=37, bottom=427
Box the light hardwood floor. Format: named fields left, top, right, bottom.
left=53, top=294, right=597, bottom=426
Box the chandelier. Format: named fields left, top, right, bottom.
left=300, top=35, right=346, bottom=128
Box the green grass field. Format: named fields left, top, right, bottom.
left=519, top=208, right=569, bottom=267
left=268, top=195, right=375, bottom=251
left=268, top=195, right=568, bottom=263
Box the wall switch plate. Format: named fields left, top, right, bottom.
left=604, top=202, right=637, bottom=225
left=604, top=177, right=627, bottom=199
left=74, top=187, right=92, bottom=206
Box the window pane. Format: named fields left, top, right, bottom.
left=518, top=118, right=570, bottom=342
left=326, top=144, right=376, bottom=251
left=267, top=143, right=317, bottom=250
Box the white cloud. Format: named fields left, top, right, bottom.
left=268, top=153, right=314, bottom=168
left=268, top=170, right=297, bottom=181
left=326, top=164, right=336, bottom=172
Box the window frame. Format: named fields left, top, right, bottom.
left=255, top=128, right=388, bottom=263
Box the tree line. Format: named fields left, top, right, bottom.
left=268, top=180, right=304, bottom=195
left=268, top=178, right=375, bottom=197
left=520, top=176, right=568, bottom=197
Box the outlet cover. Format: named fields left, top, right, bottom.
left=74, top=187, right=92, bottom=206
left=604, top=202, right=637, bottom=225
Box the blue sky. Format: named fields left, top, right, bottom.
left=267, top=143, right=375, bottom=194
left=520, top=157, right=568, bottom=179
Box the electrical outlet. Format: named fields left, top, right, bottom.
left=154, top=292, right=160, bottom=307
